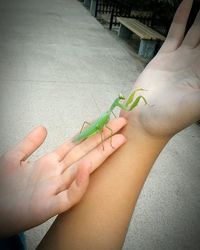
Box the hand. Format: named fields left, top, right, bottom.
left=0, top=118, right=127, bottom=237
left=122, top=0, right=200, bottom=137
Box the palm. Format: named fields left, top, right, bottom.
left=18, top=158, right=64, bottom=226
left=126, top=1, right=200, bottom=136
left=0, top=154, right=73, bottom=231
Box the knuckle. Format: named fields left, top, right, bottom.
left=77, top=159, right=89, bottom=170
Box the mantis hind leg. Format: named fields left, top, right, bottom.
left=80, top=121, right=91, bottom=134
left=105, top=125, right=114, bottom=149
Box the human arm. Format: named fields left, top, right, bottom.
left=38, top=1, right=200, bottom=249
left=38, top=123, right=168, bottom=250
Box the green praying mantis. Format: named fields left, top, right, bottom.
left=72, top=89, right=147, bottom=149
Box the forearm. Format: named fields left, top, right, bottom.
left=38, top=114, right=169, bottom=250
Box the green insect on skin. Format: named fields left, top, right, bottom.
left=72, top=89, right=147, bottom=149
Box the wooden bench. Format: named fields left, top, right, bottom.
left=90, top=0, right=98, bottom=16
left=118, top=17, right=165, bottom=59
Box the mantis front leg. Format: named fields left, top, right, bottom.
left=125, top=88, right=146, bottom=107
left=129, top=96, right=147, bottom=110
left=125, top=89, right=147, bottom=110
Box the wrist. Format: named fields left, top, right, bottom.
left=120, top=109, right=170, bottom=159
left=120, top=107, right=172, bottom=141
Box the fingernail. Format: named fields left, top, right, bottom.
left=119, top=134, right=127, bottom=143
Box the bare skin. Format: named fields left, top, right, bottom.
left=0, top=118, right=127, bottom=238
left=38, top=1, right=200, bottom=249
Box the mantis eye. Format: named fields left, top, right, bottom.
left=119, top=93, right=125, bottom=100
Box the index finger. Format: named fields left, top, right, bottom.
left=160, top=0, right=193, bottom=53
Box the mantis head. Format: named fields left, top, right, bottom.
left=118, top=93, right=125, bottom=100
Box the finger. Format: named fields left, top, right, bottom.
left=160, top=0, right=193, bottom=53
left=51, top=139, right=76, bottom=162
left=79, top=134, right=127, bottom=174
left=57, top=133, right=126, bottom=193
left=62, top=117, right=127, bottom=169
left=51, top=118, right=97, bottom=161
left=51, top=166, right=89, bottom=215
left=57, top=133, right=126, bottom=194
left=182, top=9, right=200, bottom=48
left=12, top=126, right=47, bottom=162
left=54, top=164, right=79, bottom=194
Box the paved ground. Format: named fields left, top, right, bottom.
left=0, top=0, right=199, bottom=249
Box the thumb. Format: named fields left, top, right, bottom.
left=14, top=126, right=47, bottom=161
